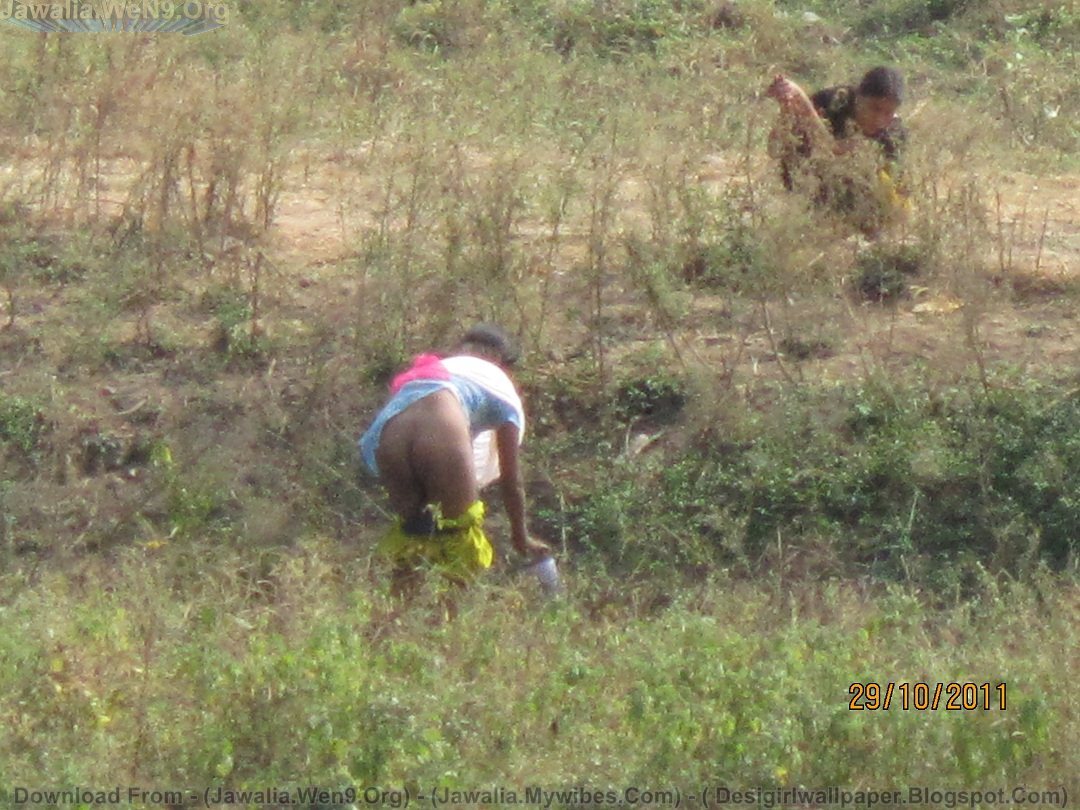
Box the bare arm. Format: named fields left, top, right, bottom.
left=766, top=74, right=819, bottom=117
left=496, top=422, right=550, bottom=560
left=766, top=73, right=837, bottom=153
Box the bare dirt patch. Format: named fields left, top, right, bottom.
left=268, top=153, right=1080, bottom=392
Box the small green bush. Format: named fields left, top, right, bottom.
left=550, top=380, right=1078, bottom=579
left=854, top=0, right=972, bottom=37
left=612, top=373, right=688, bottom=425
left=0, top=395, right=45, bottom=458
left=1, top=554, right=1074, bottom=786
left=393, top=0, right=484, bottom=53
left=853, top=242, right=928, bottom=303
left=541, top=0, right=697, bottom=58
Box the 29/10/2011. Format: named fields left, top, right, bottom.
left=848, top=681, right=1007, bottom=711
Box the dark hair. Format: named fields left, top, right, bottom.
left=857, top=66, right=904, bottom=103
left=460, top=323, right=520, bottom=367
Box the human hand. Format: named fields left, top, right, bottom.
left=766, top=74, right=820, bottom=116
left=766, top=73, right=802, bottom=106
left=517, top=536, right=552, bottom=562
left=766, top=73, right=830, bottom=142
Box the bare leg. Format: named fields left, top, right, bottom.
left=375, top=390, right=480, bottom=599
left=377, top=389, right=479, bottom=521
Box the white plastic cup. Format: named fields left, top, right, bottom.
left=527, top=556, right=561, bottom=595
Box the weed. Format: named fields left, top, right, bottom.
left=853, top=242, right=928, bottom=302
left=612, top=374, right=688, bottom=426
left=545, top=379, right=1078, bottom=577
left=0, top=0, right=1076, bottom=787
left=543, top=0, right=692, bottom=58
left=854, top=0, right=972, bottom=37
left=2, top=561, right=1074, bottom=785
left=0, top=394, right=44, bottom=458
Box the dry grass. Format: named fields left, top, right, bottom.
left=0, top=0, right=1078, bottom=788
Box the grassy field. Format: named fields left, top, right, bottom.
left=1, top=0, right=1078, bottom=801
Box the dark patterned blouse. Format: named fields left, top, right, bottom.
left=780, top=84, right=906, bottom=191
left=810, top=84, right=906, bottom=160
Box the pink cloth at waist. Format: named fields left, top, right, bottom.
left=390, top=354, right=450, bottom=393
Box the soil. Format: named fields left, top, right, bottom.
left=267, top=151, right=1080, bottom=391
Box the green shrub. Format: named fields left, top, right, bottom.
left=0, top=395, right=45, bottom=458
left=675, top=194, right=775, bottom=293
left=550, top=380, right=1078, bottom=579
left=1, top=557, right=1074, bottom=786
left=853, top=242, right=928, bottom=303
left=542, top=0, right=696, bottom=57
left=612, top=373, right=688, bottom=426
left=854, top=0, right=972, bottom=36
left=393, top=0, right=483, bottom=53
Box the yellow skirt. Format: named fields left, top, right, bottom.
left=877, top=167, right=912, bottom=212
left=378, top=500, right=493, bottom=579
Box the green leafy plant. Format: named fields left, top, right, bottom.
left=0, top=394, right=44, bottom=457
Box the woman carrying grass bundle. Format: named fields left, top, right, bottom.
left=767, top=66, right=909, bottom=234
left=359, top=324, right=551, bottom=597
